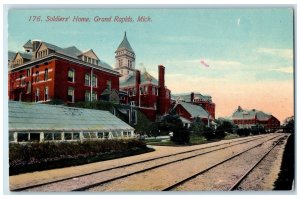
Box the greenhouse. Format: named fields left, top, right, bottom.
left=9, top=101, right=135, bottom=143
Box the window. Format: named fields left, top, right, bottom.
left=26, top=82, right=31, bottom=93
left=9, top=133, right=15, bottom=142
left=85, top=90, right=91, bottom=102
left=106, top=80, right=111, bottom=91
left=30, top=133, right=40, bottom=142
left=104, top=132, right=109, bottom=139
left=64, top=133, right=72, bottom=140
left=54, top=133, right=62, bottom=140
left=17, top=133, right=29, bottom=142
left=140, top=87, right=144, bottom=95
left=85, top=73, right=91, bottom=86
left=68, top=69, right=75, bottom=82
left=119, top=59, right=122, bottom=67
left=88, top=57, right=91, bottom=63
left=155, top=88, right=158, bottom=96
left=130, top=101, right=135, bottom=106
left=95, top=60, right=98, bottom=65
left=67, top=87, right=74, bottom=103
left=35, top=71, right=39, bottom=82
left=132, top=88, right=136, bottom=96
left=152, top=87, right=155, bottom=95
left=44, top=87, right=48, bottom=101
left=145, top=86, right=148, bottom=94
left=73, top=133, right=80, bottom=140
left=84, top=56, right=87, bottom=62
left=44, top=133, right=53, bottom=141
left=98, top=132, right=104, bottom=139
left=27, top=69, right=31, bottom=77
left=44, top=68, right=49, bottom=80
left=35, top=88, right=39, bottom=102
left=92, top=91, right=97, bottom=101
left=92, top=74, right=97, bottom=87
left=20, top=75, right=25, bottom=86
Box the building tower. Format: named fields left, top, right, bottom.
left=115, top=32, right=136, bottom=81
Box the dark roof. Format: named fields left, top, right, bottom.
left=63, top=46, right=82, bottom=57
left=8, top=51, right=16, bottom=61
left=17, top=52, right=32, bottom=60
left=176, top=101, right=210, bottom=119
left=232, top=107, right=272, bottom=121
left=172, top=93, right=212, bottom=102
left=9, top=101, right=134, bottom=132
left=117, top=32, right=134, bottom=53
left=120, top=71, right=158, bottom=87
left=23, top=40, right=32, bottom=49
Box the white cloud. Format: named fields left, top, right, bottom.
left=237, top=17, right=241, bottom=26
left=269, top=66, right=294, bottom=74
left=256, top=47, right=293, bottom=60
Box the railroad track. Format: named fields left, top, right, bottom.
left=163, top=134, right=288, bottom=191
left=11, top=133, right=283, bottom=192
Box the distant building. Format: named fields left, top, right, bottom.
left=8, top=40, right=120, bottom=104
left=172, top=92, right=216, bottom=120
left=231, top=106, right=280, bottom=130
left=9, top=101, right=135, bottom=143
left=172, top=101, right=211, bottom=127
left=115, top=33, right=171, bottom=121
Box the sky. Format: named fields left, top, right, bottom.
left=7, top=8, right=294, bottom=122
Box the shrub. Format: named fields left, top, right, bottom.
left=9, top=139, right=146, bottom=168
left=203, top=126, right=216, bottom=141
left=237, top=128, right=251, bottom=136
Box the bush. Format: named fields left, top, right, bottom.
left=171, top=127, right=190, bottom=144
left=203, top=126, right=216, bottom=141
left=237, top=128, right=251, bottom=136
left=9, top=139, right=146, bottom=168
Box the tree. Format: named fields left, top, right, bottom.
left=283, top=116, right=294, bottom=133
left=189, top=117, right=205, bottom=135
left=161, top=114, right=190, bottom=144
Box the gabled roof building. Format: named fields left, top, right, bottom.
left=8, top=39, right=120, bottom=104
left=231, top=106, right=280, bottom=130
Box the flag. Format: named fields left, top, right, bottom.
left=200, top=60, right=209, bottom=67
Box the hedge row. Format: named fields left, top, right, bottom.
left=9, top=139, right=147, bottom=169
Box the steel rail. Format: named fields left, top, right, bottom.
left=11, top=134, right=274, bottom=192
left=228, top=135, right=288, bottom=191
left=162, top=134, right=286, bottom=191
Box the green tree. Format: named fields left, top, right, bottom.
left=161, top=114, right=190, bottom=144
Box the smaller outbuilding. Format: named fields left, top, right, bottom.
left=9, top=101, right=135, bottom=143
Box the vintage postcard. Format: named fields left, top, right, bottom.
left=6, top=5, right=295, bottom=193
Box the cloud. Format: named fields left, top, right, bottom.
left=268, top=66, right=293, bottom=74
left=237, top=17, right=241, bottom=26
left=256, top=48, right=293, bottom=60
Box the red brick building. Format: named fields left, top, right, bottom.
left=8, top=40, right=120, bottom=104
left=115, top=33, right=171, bottom=121
left=172, top=92, right=216, bottom=120
left=173, top=101, right=211, bottom=127
left=232, top=106, right=280, bottom=130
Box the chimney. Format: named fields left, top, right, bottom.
left=158, top=65, right=165, bottom=89
left=191, top=92, right=195, bottom=102
left=135, top=70, right=141, bottom=106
